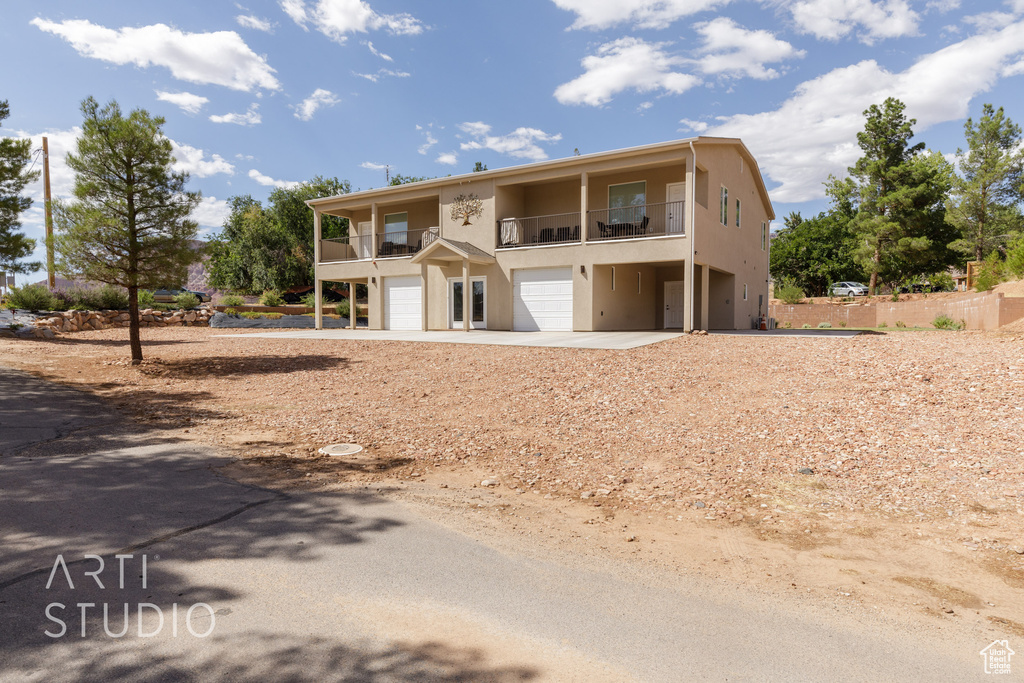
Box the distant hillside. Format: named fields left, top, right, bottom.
left=34, top=241, right=211, bottom=294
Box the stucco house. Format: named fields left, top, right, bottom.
left=307, top=136, right=774, bottom=333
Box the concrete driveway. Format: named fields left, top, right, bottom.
left=0, top=367, right=989, bottom=682
left=217, top=329, right=688, bottom=349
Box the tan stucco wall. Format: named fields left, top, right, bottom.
left=440, top=180, right=496, bottom=245
left=592, top=264, right=657, bottom=330
left=586, top=164, right=686, bottom=209
left=691, top=144, right=771, bottom=329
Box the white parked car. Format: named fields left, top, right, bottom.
left=829, top=282, right=869, bottom=297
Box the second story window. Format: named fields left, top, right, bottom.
left=609, top=181, right=646, bottom=225
left=736, top=199, right=741, bottom=227
left=384, top=212, right=408, bottom=245
left=720, top=187, right=728, bottom=225
left=761, top=222, right=767, bottom=250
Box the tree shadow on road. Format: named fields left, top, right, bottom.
left=2, top=632, right=540, bottom=682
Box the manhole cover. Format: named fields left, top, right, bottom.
left=319, top=443, right=364, bottom=456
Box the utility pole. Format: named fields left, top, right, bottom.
left=42, top=136, right=55, bottom=290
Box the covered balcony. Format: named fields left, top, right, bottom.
left=587, top=200, right=685, bottom=241
left=319, top=227, right=439, bottom=263
left=497, top=212, right=581, bottom=248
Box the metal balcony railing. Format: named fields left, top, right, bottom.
left=496, top=212, right=582, bottom=248
left=587, top=201, right=685, bottom=241
left=320, top=234, right=373, bottom=262
left=376, top=227, right=439, bottom=257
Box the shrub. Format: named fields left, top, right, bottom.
left=782, top=321, right=792, bottom=329
left=220, top=294, right=244, bottom=307
left=933, top=314, right=965, bottom=331
left=877, top=321, right=888, bottom=328
left=974, top=251, right=1004, bottom=292
left=1005, top=235, right=1024, bottom=279
left=336, top=299, right=350, bottom=318
left=801, top=323, right=812, bottom=329
left=895, top=320, right=907, bottom=328
left=95, top=284, right=129, bottom=310
left=7, top=285, right=57, bottom=311
left=223, top=307, right=239, bottom=316
left=776, top=282, right=805, bottom=305
left=928, top=271, right=955, bottom=292
left=174, top=292, right=200, bottom=309
left=837, top=320, right=847, bottom=327
left=260, top=289, right=284, bottom=307
left=817, top=321, right=832, bottom=328
left=137, top=289, right=156, bottom=309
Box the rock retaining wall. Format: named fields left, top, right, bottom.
left=27, top=306, right=215, bottom=337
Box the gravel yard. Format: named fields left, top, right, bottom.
left=2, top=326, right=1022, bottom=631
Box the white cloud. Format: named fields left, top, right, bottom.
left=552, top=0, right=729, bottom=30
left=31, top=18, right=280, bottom=91
left=293, top=88, right=340, bottom=120
left=236, top=15, right=274, bottom=32
left=279, top=0, right=424, bottom=44
left=693, top=18, right=804, bottom=79
left=436, top=152, right=458, bottom=165
left=248, top=169, right=299, bottom=189
left=193, top=196, right=232, bottom=229
left=171, top=142, right=235, bottom=178
left=418, top=130, right=438, bottom=155
left=458, top=122, right=562, bottom=161
left=708, top=20, right=1024, bottom=202
left=353, top=68, right=410, bottom=81
left=926, top=0, right=960, bottom=11
left=360, top=161, right=388, bottom=170
left=365, top=40, right=393, bottom=61
left=209, top=104, right=262, bottom=126
left=678, top=118, right=709, bottom=132
left=554, top=37, right=699, bottom=106
left=156, top=91, right=209, bottom=115
left=789, top=0, right=920, bottom=43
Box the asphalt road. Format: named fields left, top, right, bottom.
left=0, top=367, right=994, bottom=682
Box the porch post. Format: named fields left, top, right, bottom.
left=348, top=282, right=356, bottom=330
left=580, top=171, right=588, bottom=244
left=370, top=202, right=378, bottom=259
left=683, top=148, right=696, bottom=332
left=700, top=265, right=710, bottom=331
left=462, top=258, right=470, bottom=332
left=420, top=263, right=429, bottom=331
left=314, top=210, right=323, bottom=330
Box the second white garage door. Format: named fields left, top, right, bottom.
left=513, top=267, right=573, bottom=331
left=384, top=276, right=422, bottom=330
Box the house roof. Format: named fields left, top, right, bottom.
left=410, top=237, right=496, bottom=265
left=307, top=136, right=775, bottom=221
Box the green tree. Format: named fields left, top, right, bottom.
left=0, top=99, right=41, bottom=274
left=206, top=177, right=350, bottom=293
left=472, top=161, right=488, bottom=173
left=55, top=97, right=201, bottom=363
left=946, top=104, right=1024, bottom=263
left=847, top=98, right=956, bottom=293
left=389, top=173, right=430, bottom=186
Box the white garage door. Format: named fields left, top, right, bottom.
left=513, top=267, right=573, bottom=331
left=384, top=276, right=422, bottom=330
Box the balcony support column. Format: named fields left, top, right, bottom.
left=421, top=263, right=429, bottom=331
left=349, top=282, right=356, bottom=330
left=580, top=171, right=588, bottom=244
left=371, top=202, right=378, bottom=259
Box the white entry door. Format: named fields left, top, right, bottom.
left=357, top=221, right=373, bottom=259
left=383, top=276, right=422, bottom=330
left=513, top=267, right=573, bottom=331
left=448, top=277, right=486, bottom=329
left=666, top=182, right=685, bottom=234
left=664, top=280, right=685, bottom=328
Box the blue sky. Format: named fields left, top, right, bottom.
left=3, top=0, right=1024, bottom=283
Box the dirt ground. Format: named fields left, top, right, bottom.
left=2, top=326, right=1022, bottom=643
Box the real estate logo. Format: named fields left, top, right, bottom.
left=980, top=640, right=1014, bottom=675
left=43, top=554, right=215, bottom=638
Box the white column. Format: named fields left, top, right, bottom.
left=370, top=202, right=378, bottom=259
left=462, top=258, right=470, bottom=332
left=700, top=265, right=710, bottom=331
left=314, top=210, right=323, bottom=330
left=421, top=263, right=429, bottom=331
left=684, top=149, right=696, bottom=332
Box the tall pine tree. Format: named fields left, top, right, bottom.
left=0, top=99, right=40, bottom=275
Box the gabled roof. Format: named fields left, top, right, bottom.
left=410, top=238, right=495, bottom=265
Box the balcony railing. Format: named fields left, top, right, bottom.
left=376, top=227, right=439, bottom=257
left=320, top=234, right=373, bottom=262
left=587, top=201, right=685, bottom=241
left=497, top=212, right=581, bottom=248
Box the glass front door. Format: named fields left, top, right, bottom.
left=449, top=278, right=486, bottom=329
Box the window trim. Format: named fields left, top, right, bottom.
left=608, top=180, right=647, bottom=225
